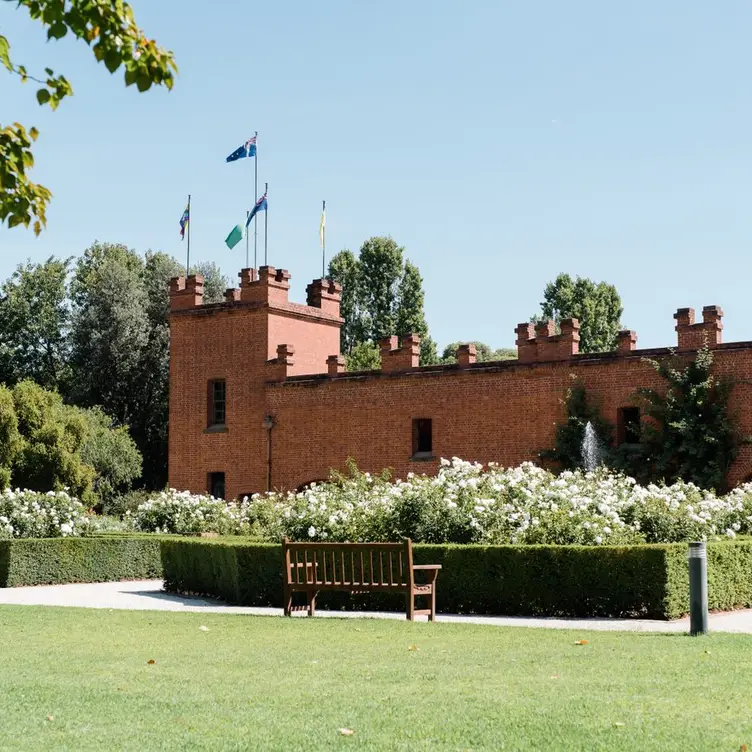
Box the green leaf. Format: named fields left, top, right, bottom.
left=28, top=127, right=39, bottom=141
left=47, top=22, right=68, bottom=40
left=36, top=89, right=51, bottom=106
left=104, top=51, right=121, bottom=74
left=136, top=74, right=152, bottom=92
left=124, top=67, right=138, bottom=87
left=0, top=35, right=11, bottom=72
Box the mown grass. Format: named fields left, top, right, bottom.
left=0, top=606, right=750, bottom=750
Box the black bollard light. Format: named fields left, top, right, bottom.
left=688, top=541, right=708, bottom=636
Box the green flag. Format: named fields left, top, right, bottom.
left=225, top=224, right=243, bottom=249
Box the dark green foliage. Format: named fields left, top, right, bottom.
left=615, top=347, right=745, bottom=491
left=0, top=257, right=71, bottom=390
left=541, top=382, right=613, bottom=470
left=160, top=537, right=279, bottom=606
left=101, top=489, right=151, bottom=518
left=78, top=407, right=142, bottom=513
left=160, top=537, right=752, bottom=619
left=536, top=273, right=623, bottom=353
left=328, top=238, right=439, bottom=366
left=0, top=535, right=163, bottom=587
left=395, top=261, right=438, bottom=365
left=327, top=249, right=364, bottom=353
left=440, top=342, right=517, bottom=364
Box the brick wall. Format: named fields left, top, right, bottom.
left=169, top=271, right=752, bottom=498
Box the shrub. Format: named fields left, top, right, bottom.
left=102, top=488, right=151, bottom=518
left=0, top=488, right=90, bottom=539
left=233, top=459, right=752, bottom=546
left=78, top=407, right=143, bottom=512
left=8, top=381, right=95, bottom=503
left=160, top=537, right=752, bottom=619
left=0, top=535, right=163, bottom=587
left=623, top=346, right=746, bottom=491
left=130, top=489, right=237, bottom=535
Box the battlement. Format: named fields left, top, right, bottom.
left=515, top=318, right=581, bottom=363
left=674, top=306, right=723, bottom=350
left=169, top=266, right=342, bottom=318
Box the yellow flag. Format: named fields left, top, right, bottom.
left=319, top=201, right=326, bottom=249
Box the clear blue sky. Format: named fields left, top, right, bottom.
left=2, top=1, right=752, bottom=350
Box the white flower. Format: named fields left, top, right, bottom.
left=308, top=526, right=316, bottom=538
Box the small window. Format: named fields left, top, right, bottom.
left=412, top=418, right=433, bottom=458
left=618, top=407, right=641, bottom=445
left=209, top=472, right=226, bottom=500
left=208, top=379, right=226, bottom=426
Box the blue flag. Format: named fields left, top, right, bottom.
left=245, top=193, right=268, bottom=228
left=226, top=136, right=257, bottom=162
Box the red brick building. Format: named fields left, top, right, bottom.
left=168, top=265, right=752, bottom=499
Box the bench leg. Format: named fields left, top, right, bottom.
left=429, top=587, right=436, bottom=622
left=406, top=592, right=415, bottom=621
left=283, top=588, right=293, bottom=617
left=307, top=590, right=318, bottom=617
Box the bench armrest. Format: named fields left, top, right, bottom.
left=412, top=564, right=442, bottom=570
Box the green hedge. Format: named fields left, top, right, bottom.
left=0, top=535, right=165, bottom=587
left=161, top=538, right=752, bottom=619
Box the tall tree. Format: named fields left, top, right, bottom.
left=396, top=261, right=438, bottom=365
left=358, top=237, right=405, bottom=341
left=69, top=248, right=150, bottom=427
left=1, top=0, right=176, bottom=234
left=537, top=273, right=623, bottom=353
left=0, top=257, right=71, bottom=390
left=328, top=250, right=364, bottom=353
left=328, top=237, right=439, bottom=367
left=139, top=251, right=184, bottom=488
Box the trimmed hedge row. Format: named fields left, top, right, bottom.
left=0, top=535, right=165, bottom=587
left=160, top=538, right=752, bottom=620
left=5, top=535, right=752, bottom=620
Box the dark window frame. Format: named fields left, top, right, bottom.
left=207, top=379, right=226, bottom=427
left=411, top=418, right=433, bottom=460
left=617, top=406, right=641, bottom=445
left=208, top=471, right=226, bottom=500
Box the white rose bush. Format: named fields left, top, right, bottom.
left=0, top=489, right=90, bottom=539
left=129, top=458, right=752, bottom=545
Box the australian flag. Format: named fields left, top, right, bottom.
left=226, top=136, right=257, bottom=162
left=245, top=193, right=267, bottom=228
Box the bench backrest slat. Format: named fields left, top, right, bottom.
left=282, top=539, right=412, bottom=588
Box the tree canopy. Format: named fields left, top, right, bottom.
left=536, top=273, right=624, bottom=353
left=1, top=0, right=177, bottom=234
left=328, top=237, right=438, bottom=368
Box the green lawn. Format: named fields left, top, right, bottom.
left=0, top=607, right=751, bottom=751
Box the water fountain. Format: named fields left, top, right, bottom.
left=581, top=421, right=604, bottom=472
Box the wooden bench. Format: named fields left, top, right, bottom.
left=282, top=538, right=441, bottom=621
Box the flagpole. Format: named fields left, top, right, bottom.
left=245, top=210, right=250, bottom=269
left=264, top=182, right=269, bottom=266
left=322, top=199, right=326, bottom=278
left=186, top=194, right=191, bottom=276
left=253, top=131, right=258, bottom=268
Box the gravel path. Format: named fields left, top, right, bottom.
left=2, top=580, right=752, bottom=633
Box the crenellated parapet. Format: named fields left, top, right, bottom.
left=515, top=319, right=580, bottom=363
left=169, top=274, right=205, bottom=311
left=380, top=334, right=421, bottom=373
left=675, top=306, right=723, bottom=351
left=306, top=278, right=342, bottom=317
